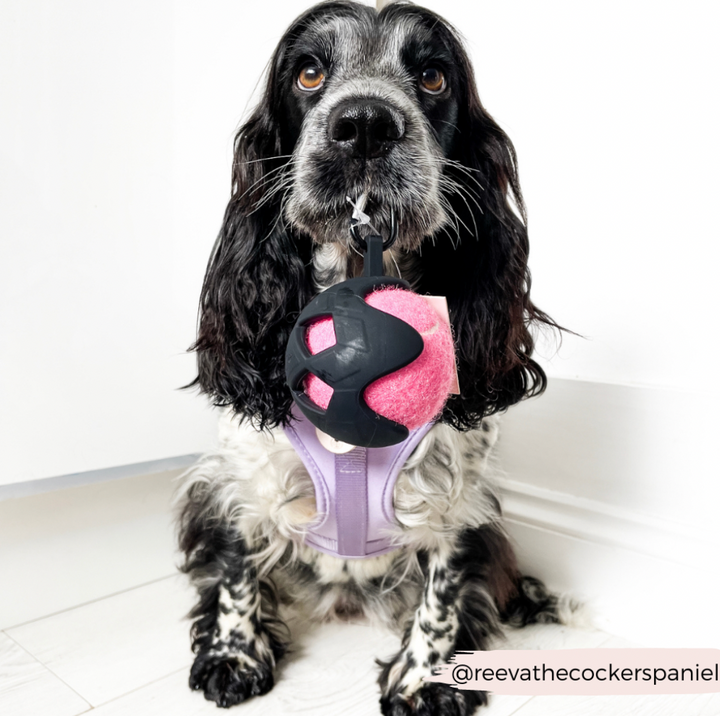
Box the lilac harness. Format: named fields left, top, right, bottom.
left=284, top=409, right=434, bottom=559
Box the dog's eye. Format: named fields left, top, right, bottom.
left=298, top=64, right=325, bottom=91
left=420, top=68, right=446, bottom=94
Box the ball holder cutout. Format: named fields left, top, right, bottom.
left=285, top=209, right=430, bottom=448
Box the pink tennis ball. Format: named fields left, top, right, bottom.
left=303, top=287, right=455, bottom=430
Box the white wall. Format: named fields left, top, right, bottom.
left=432, top=0, right=720, bottom=645
left=438, top=0, right=720, bottom=391
left=0, top=0, right=310, bottom=485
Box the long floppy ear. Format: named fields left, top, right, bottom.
left=189, top=52, right=313, bottom=429
left=416, top=30, right=559, bottom=431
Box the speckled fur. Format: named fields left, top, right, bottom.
left=177, top=316, right=557, bottom=713
left=177, top=2, right=565, bottom=714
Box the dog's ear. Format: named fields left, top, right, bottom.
left=189, top=50, right=312, bottom=429
left=417, top=38, right=558, bottom=430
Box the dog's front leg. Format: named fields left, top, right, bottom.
left=378, top=535, right=497, bottom=716
left=184, top=525, right=287, bottom=708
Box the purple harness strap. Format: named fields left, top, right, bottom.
left=284, top=409, right=434, bottom=559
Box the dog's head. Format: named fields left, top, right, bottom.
left=281, top=2, right=459, bottom=249
left=192, top=1, right=556, bottom=430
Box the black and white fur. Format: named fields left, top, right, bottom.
left=177, top=3, right=566, bottom=714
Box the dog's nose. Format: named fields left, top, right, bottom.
left=328, top=100, right=405, bottom=159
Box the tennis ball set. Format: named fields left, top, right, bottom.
left=282, top=201, right=458, bottom=559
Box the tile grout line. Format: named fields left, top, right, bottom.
left=595, top=635, right=616, bottom=648
left=2, top=629, right=94, bottom=714
left=5, top=623, right=192, bottom=712
left=504, top=695, right=539, bottom=716
left=90, top=666, right=190, bottom=710
left=3, top=572, right=179, bottom=632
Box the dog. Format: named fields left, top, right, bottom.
left=176, top=2, right=567, bottom=714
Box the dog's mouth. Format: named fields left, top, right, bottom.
left=345, top=192, right=396, bottom=244
left=284, top=175, right=445, bottom=251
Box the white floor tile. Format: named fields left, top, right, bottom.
left=511, top=693, right=720, bottom=716
left=6, top=575, right=194, bottom=707
left=0, top=631, right=90, bottom=716
left=494, top=622, right=610, bottom=651
left=79, top=609, right=608, bottom=716
left=477, top=622, right=611, bottom=716
left=0, top=469, right=184, bottom=630
left=596, top=634, right=642, bottom=648
left=88, top=670, right=215, bottom=716
left=2, top=469, right=693, bottom=716
left=90, top=620, right=400, bottom=716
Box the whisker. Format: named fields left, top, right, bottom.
left=441, top=177, right=480, bottom=240
left=235, top=160, right=296, bottom=205
left=235, top=153, right=294, bottom=166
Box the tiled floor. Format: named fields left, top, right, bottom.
left=1, top=471, right=718, bottom=716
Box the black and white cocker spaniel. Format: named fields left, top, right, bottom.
left=177, top=2, right=569, bottom=714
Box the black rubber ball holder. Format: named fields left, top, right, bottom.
left=285, top=234, right=424, bottom=448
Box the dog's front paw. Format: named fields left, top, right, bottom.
left=380, top=683, right=487, bottom=716
left=189, top=650, right=274, bottom=708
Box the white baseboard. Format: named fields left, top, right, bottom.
left=494, top=378, right=719, bottom=647
left=500, top=477, right=718, bottom=646
left=0, top=454, right=201, bottom=502
left=503, top=516, right=719, bottom=648
left=500, top=478, right=712, bottom=570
